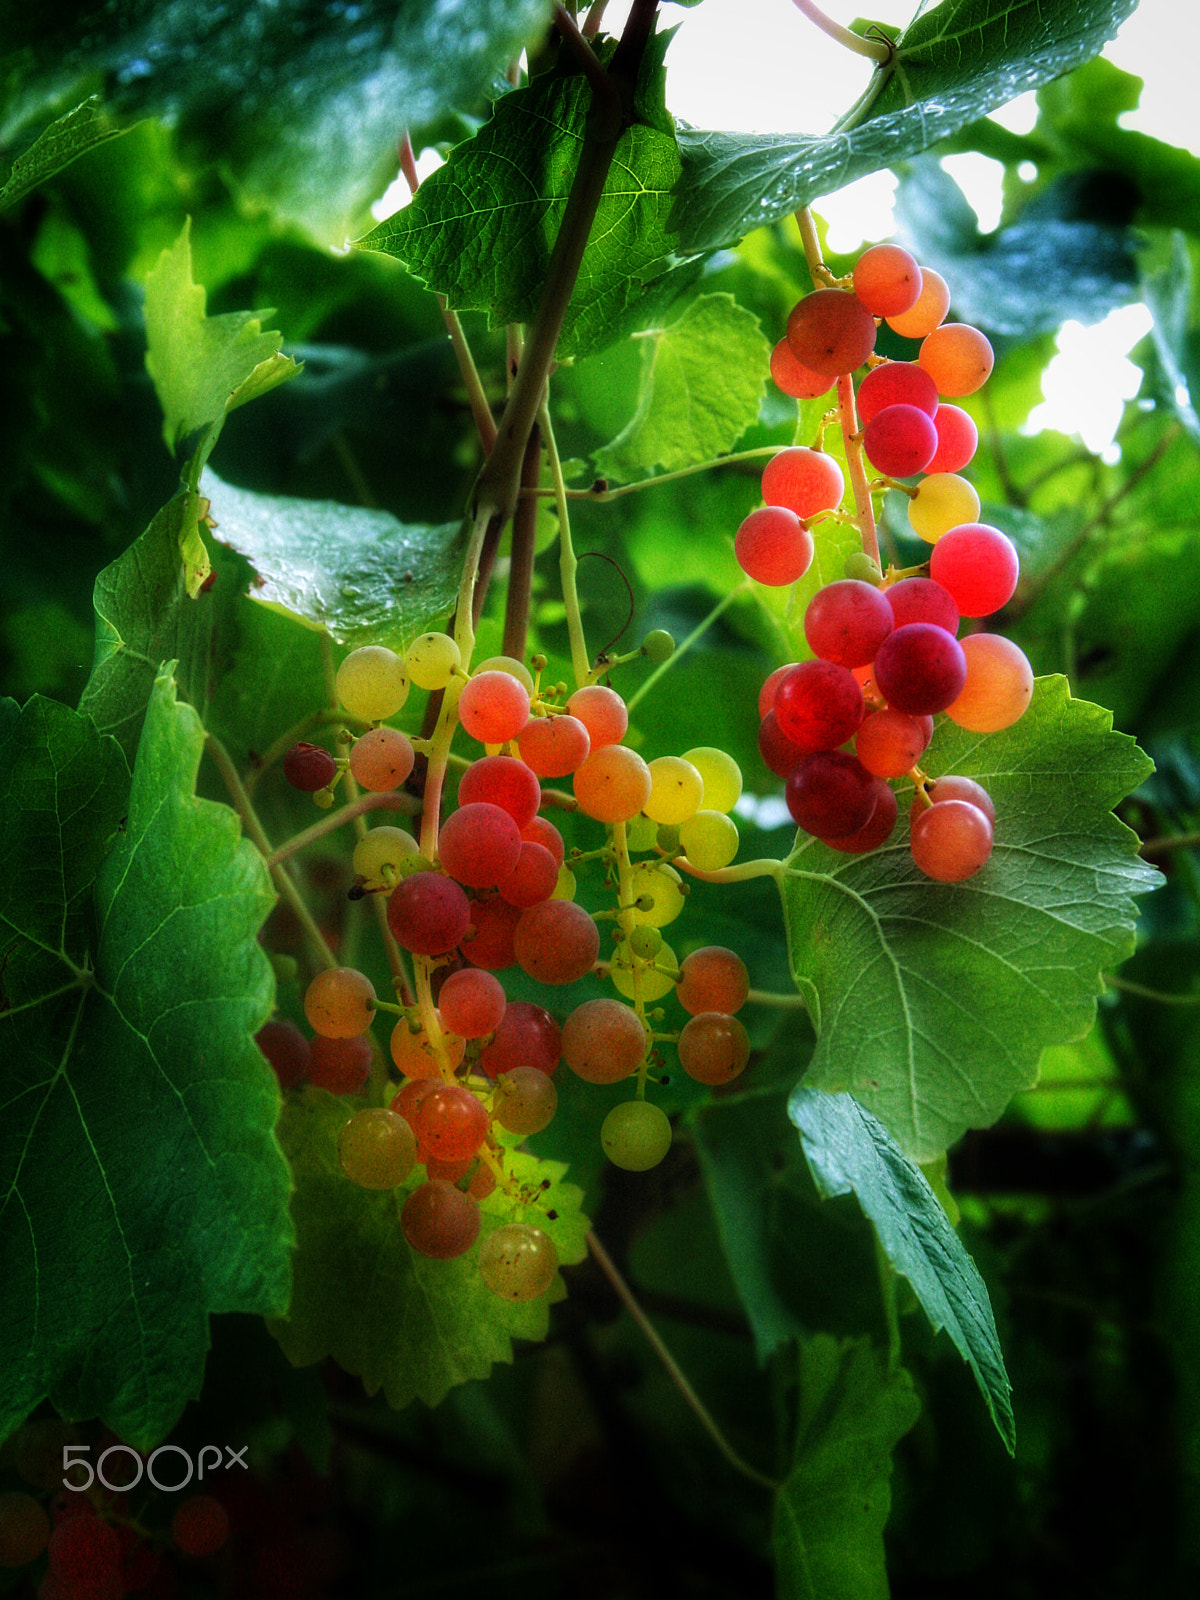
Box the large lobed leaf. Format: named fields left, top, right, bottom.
left=271, top=1090, right=590, bottom=1408
left=782, top=677, right=1159, bottom=1161
left=673, top=0, right=1138, bottom=253
left=773, top=1336, right=920, bottom=1600
left=790, top=1085, right=1013, bottom=1453
left=0, top=673, right=293, bottom=1448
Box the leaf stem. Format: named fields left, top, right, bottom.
left=745, top=988, right=808, bottom=1009
left=540, top=396, right=592, bottom=688
left=585, top=1229, right=780, bottom=1491
left=790, top=0, right=893, bottom=63
left=624, top=582, right=749, bottom=711
left=1105, top=975, right=1200, bottom=1006
left=265, top=791, right=417, bottom=870
left=521, top=446, right=783, bottom=502
left=1139, top=830, right=1200, bottom=854
left=674, top=856, right=784, bottom=887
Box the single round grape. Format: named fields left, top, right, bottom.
left=387, top=873, right=471, bottom=956
left=855, top=708, right=934, bottom=778
left=678, top=1012, right=751, bottom=1085
left=642, top=629, right=675, bottom=663
left=458, top=753, right=541, bottom=828
left=49, top=1517, right=122, bottom=1589
left=827, top=779, right=898, bottom=853
left=348, top=726, right=415, bottom=792
left=908, top=473, right=981, bottom=544
left=601, top=1100, right=672, bottom=1171
left=678, top=810, right=740, bottom=870
left=758, top=664, right=795, bottom=720
left=474, top=653, right=535, bottom=693
left=682, top=747, right=742, bottom=814
left=389, top=1015, right=465, bottom=1080
left=853, top=243, right=923, bottom=317
left=786, top=751, right=878, bottom=840
left=804, top=579, right=894, bottom=668
left=256, top=1018, right=310, bottom=1089
left=498, top=840, right=559, bottom=908
left=562, top=997, right=646, bottom=1083
left=910, top=798, right=994, bottom=882
left=626, top=861, right=685, bottom=927
left=855, top=360, right=939, bottom=424
left=628, top=925, right=663, bottom=961
left=566, top=684, right=628, bottom=747
left=338, top=1108, right=417, bottom=1188
left=439, top=801, right=522, bottom=889
left=352, top=825, right=419, bottom=885
left=479, top=1223, right=559, bottom=1300
left=677, top=946, right=750, bottom=1016
left=761, top=447, right=845, bottom=518
left=0, top=1491, right=50, bottom=1567
left=401, top=1180, right=481, bottom=1259
left=886, top=267, right=950, bottom=338
left=438, top=968, right=506, bottom=1038
left=552, top=864, right=577, bottom=901
left=309, top=1033, right=373, bottom=1093
left=521, top=814, right=565, bottom=867
left=283, top=741, right=337, bottom=792
left=926, top=404, right=979, bottom=474
left=573, top=744, right=653, bottom=823
left=517, top=714, right=591, bottom=777
left=414, top=1082, right=489, bottom=1162
left=610, top=939, right=679, bottom=1002
left=304, top=967, right=375, bottom=1038
left=919, top=323, right=995, bottom=396
left=405, top=630, right=461, bottom=689
left=774, top=660, right=865, bottom=752
left=735, top=506, right=815, bottom=586
left=863, top=403, right=939, bottom=477
left=844, top=551, right=883, bottom=585
left=786, top=288, right=877, bottom=377
left=514, top=899, right=600, bottom=984
left=872, top=623, right=967, bottom=715
left=479, top=1000, right=561, bottom=1078
left=929, top=523, right=1020, bottom=617
left=336, top=645, right=410, bottom=721
left=492, top=1066, right=558, bottom=1134
left=884, top=577, right=959, bottom=635
left=770, top=337, right=836, bottom=399
left=946, top=634, right=1034, bottom=732
left=928, top=775, right=996, bottom=826
left=458, top=670, right=531, bottom=744
left=643, top=756, right=704, bottom=825
left=461, top=894, right=522, bottom=970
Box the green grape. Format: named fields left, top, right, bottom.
left=682, top=746, right=743, bottom=814
left=641, top=629, right=675, bottom=663
left=655, top=823, right=681, bottom=853
left=335, top=645, right=410, bottom=721
left=627, top=925, right=663, bottom=961
left=479, top=1223, right=559, bottom=1301
left=610, top=939, right=678, bottom=1002
left=600, top=1100, right=672, bottom=1171
left=679, top=810, right=739, bottom=871
left=643, top=756, right=704, bottom=825
left=843, top=551, right=883, bottom=585
left=338, top=1108, right=418, bottom=1188
left=492, top=1066, right=558, bottom=1134
left=474, top=653, right=535, bottom=693
left=625, top=815, right=659, bottom=852
left=551, top=864, right=577, bottom=901
left=406, top=630, right=461, bottom=690
left=626, top=861, right=685, bottom=927
left=352, top=825, right=420, bottom=885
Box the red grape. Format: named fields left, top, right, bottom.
left=884, top=576, right=959, bottom=634
left=437, top=968, right=506, bottom=1037
left=401, top=1180, right=480, bottom=1259
left=171, top=1496, right=229, bottom=1558
left=863, top=403, right=939, bottom=477
left=804, top=579, right=894, bottom=667
left=479, top=1001, right=561, bottom=1079
left=458, top=754, right=541, bottom=827
left=853, top=243, right=923, bottom=317
left=387, top=873, right=471, bottom=956
left=854, top=708, right=934, bottom=778
left=928, top=776, right=996, bottom=826
left=758, top=711, right=808, bottom=777
left=438, top=801, right=522, bottom=889
left=677, top=946, right=750, bottom=1016
left=256, top=1018, right=310, bottom=1089
left=770, top=337, right=836, bottom=399
left=458, top=671, right=530, bottom=744
left=678, top=1012, right=751, bottom=1085
left=855, top=361, right=939, bottom=424
left=517, top=714, right=591, bottom=777
left=872, top=623, right=967, bottom=715
left=827, top=779, right=898, bottom=852
left=929, top=523, right=1019, bottom=617
left=283, top=742, right=336, bottom=792
left=760, top=447, right=845, bottom=518
left=566, top=685, right=627, bottom=747
left=786, top=751, right=878, bottom=839
left=309, top=1034, right=372, bottom=1093
left=562, top=998, right=647, bottom=1083
left=461, top=895, right=522, bottom=970
left=925, top=404, right=978, bottom=474
left=513, top=900, right=600, bottom=985
left=787, top=288, right=877, bottom=377
left=946, top=634, right=1034, bottom=731
left=774, top=660, right=865, bottom=752
left=910, top=798, right=994, bottom=881
left=735, top=506, right=815, bottom=586
left=497, top=841, right=559, bottom=908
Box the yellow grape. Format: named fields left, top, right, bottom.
left=907, top=473, right=981, bottom=544
left=337, top=1108, right=418, bottom=1189
left=478, top=1223, right=559, bottom=1301
left=682, top=746, right=743, bottom=814
left=610, top=938, right=678, bottom=1003
left=352, top=825, right=419, bottom=885
left=945, top=634, right=1034, bottom=732
left=679, top=811, right=739, bottom=870
left=405, top=631, right=461, bottom=690
left=600, top=1100, right=672, bottom=1170
left=626, top=862, right=685, bottom=927
left=643, top=756, right=704, bottom=825
left=474, top=653, right=535, bottom=693
left=335, top=645, right=410, bottom=721
left=304, top=967, right=375, bottom=1038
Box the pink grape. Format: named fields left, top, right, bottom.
left=677, top=946, right=750, bottom=1016
left=562, top=998, right=646, bottom=1083
left=735, top=506, right=815, bottom=586
left=770, top=338, right=835, bottom=400
left=458, top=755, right=541, bottom=827
left=928, top=776, right=996, bottom=826
left=854, top=708, right=934, bottom=778
left=774, top=660, right=865, bottom=753
left=458, top=670, right=530, bottom=744
left=387, top=872, right=471, bottom=956
left=517, top=715, right=591, bottom=777
left=521, top=815, right=565, bottom=867
left=760, top=447, right=845, bottom=518
left=910, top=798, right=994, bottom=882
left=855, top=361, right=939, bottom=424
left=348, top=727, right=415, bottom=791
left=437, top=968, right=506, bottom=1038
left=884, top=577, right=959, bottom=634
left=804, top=579, right=894, bottom=667
left=677, top=1012, right=751, bottom=1085
left=925, top=404, right=978, bottom=474
left=497, top=841, right=559, bottom=908
left=863, top=403, right=938, bottom=477
left=566, top=685, right=628, bottom=747
left=929, top=523, right=1019, bottom=617
left=919, top=323, right=994, bottom=396
left=786, top=751, right=878, bottom=840
left=873, top=623, right=967, bottom=715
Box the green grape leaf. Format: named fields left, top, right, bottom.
left=593, top=294, right=769, bottom=481
left=2, top=0, right=556, bottom=244
left=782, top=677, right=1159, bottom=1162
left=203, top=470, right=466, bottom=649
left=358, top=48, right=681, bottom=360
left=0, top=97, right=129, bottom=210
left=78, top=493, right=216, bottom=762
left=773, top=1335, right=920, bottom=1600
left=0, top=673, right=293, bottom=1449
left=790, top=1085, right=1013, bottom=1453
left=673, top=0, right=1137, bottom=253
left=270, top=1090, right=590, bottom=1408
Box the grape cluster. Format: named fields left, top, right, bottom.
left=744, top=242, right=1032, bottom=880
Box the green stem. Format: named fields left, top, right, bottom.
left=790, top=0, right=893, bottom=62
left=204, top=734, right=335, bottom=971
left=625, top=583, right=750, bottom=710
left=1105, top=975, right=1200, bottom=1006
left=874, top=1234, right=902, bottom=1374
left=674, top=856, right=784, bottom=887
left=540, top=397, right=591, bottom=688
left=1140, top=830, right=1200, bottom=854
left=586, top=1230, right=780, bottom=1491
left=523, top=446, right=784, bottom=503
left=265, top=791, right=417, bottom=871
left=745, top=988, right=808, bottom=1009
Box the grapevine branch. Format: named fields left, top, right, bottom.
left=791, top=0, right=894, bottom=63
